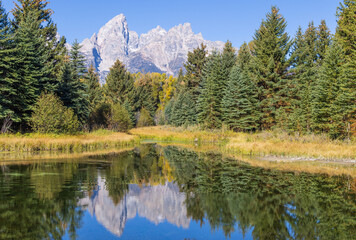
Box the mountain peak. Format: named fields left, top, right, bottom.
left=80, top=14, right=224, bottom=84
left=110, top=13, right=127, bottom=23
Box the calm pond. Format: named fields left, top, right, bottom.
left=0, top=144, right=355, bottom=240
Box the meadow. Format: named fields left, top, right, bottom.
left=130, top=126, right=356, bottom=160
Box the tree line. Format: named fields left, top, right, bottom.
left=0, top=0, right=177, bottom=134
left=166, top=2, right=355, bottom=139
left=0, top=0, right=355, bottom=140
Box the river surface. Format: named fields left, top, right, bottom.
left=0, top=144, right=355, bottom=240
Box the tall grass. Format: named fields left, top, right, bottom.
left=131, top=126, right=356, bottom=160
left=0, top=129, right=138, bottom=153
left=0, top=147, right=135, bottom=164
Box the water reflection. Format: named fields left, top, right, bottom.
left=0, top=144, right=355, bottom=240
left=80, top=178, right=190, bottom=237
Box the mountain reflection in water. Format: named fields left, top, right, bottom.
left=0, top=144, right=355, bottom=240
left=79, top=178, right=190, bottom=237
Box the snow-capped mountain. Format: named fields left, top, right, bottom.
left=80, top=14, right=225, bottom=83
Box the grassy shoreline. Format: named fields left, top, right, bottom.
left=0, top=130, right=138, bottom=153
left=1, top=126, right=355, bottom=162
left=130, top=126, right=356, bottom=160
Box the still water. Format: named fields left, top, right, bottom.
left=0, top=144, right=355, bottom=240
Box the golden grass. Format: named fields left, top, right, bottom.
left=225, top=134, right=356, bottom=160
left=0, top=147, right=135, bottom=164
left=132, top=126, right=356, bottom=160
left=234, top=155, right=356, bottom=178
left=0, top=130, right=138, bottom=153
left=129, top=126, right=234, bottom=143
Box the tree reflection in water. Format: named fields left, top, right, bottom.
left=0, top=144, right=355, bottom=239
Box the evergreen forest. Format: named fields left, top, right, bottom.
left=0, top=0, right=355, bottom=140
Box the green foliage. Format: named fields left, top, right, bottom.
left=250, top=6, right=292, bottom=129
left=137, top=108, right=154, bottom=127
left=197, top=52, right=224, bottom=128
left=336, top=0, right=356, bottom=57
left=312, top=41, right=344, bottom=137
left=105, top=59, right=135, bottom=104
left=236, top=42, right=252, bottom=72
left=13, top=0, right=65, bottom=92
left=11, top=8, right=46, bottom=125
left=169, top=89, right=198, bottom=126
left=57, top=62, right=89, bottom=124
left=184, top=43, right=208, bottom=89
left=84, top=65, right=102, bottom=109
left=31, top=93, right=79, bottom=134
left=108, top=102, right=132, bottom=132
left=222, top=67, right=260, bottom=132
left=316, top=20, right=332, bottom=64
left=335, top=0, right=356, bottom=138
left=70, top=40, right=87, bottom=80
left=0, top=2, right=18, bottom=126
left=123, top=99, right=136, bottom=126
left=89, top=102, right=111, bottom=129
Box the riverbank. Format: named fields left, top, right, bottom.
left=0, top=130, right=138, bottom=153
left=1, top=126, right=355, bottom=162
left=130, top=126, right=356, bottom=160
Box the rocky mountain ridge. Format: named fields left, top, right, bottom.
left=80, top=14, right=225, bottom=83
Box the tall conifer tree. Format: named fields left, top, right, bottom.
left=236, top=43, right=252, bottom=72
left=312, top=41, right=344, bottom=136
left=57, top=62, right=89, bottom=124
left=0, top=2, right=18, bottom=127
left=13, top=0, right=66, bottom=92
left=12, top=9, right=47, bottom=126
left=222, top=67, right=260, bottom=131
left=197, top=52, right=224, bottom=128
left=70, top=40, right=87, bottom=81
left=184, top=43, right=208, bottom=89
left=250, top=6, right=291, bottom=129
left=335, top=0, right=356, bottom=138
left=105, top=59, right=135, bottom=104
left=84, top=65, right=102, bottom=109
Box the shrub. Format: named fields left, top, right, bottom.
left=89, top=102, right=111, bottom=130
left=137, top=108, right=154, bottom=127
left=108, top=102, right=132, bottom=132
left=31, top=93, right=80, bottom=134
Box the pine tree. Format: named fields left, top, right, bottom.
left=221, top=40, right=236, bottom=79
left=123, top=99, right=135, bottom=127
left=170, top=89, right=197, bottom=126
left=11, top=9, right=47, bottom=126
left=84, top=65, right=102, bottom=109
left=70, top=40, right=87, bottom=81
left=13, top=0, right=65, bottom=92
left=135, top=83, right=156, bottom=118
left=57, top=62, right=89, bottom=124
left=335, top=0, right=356, bottom=138
left=316, top=20, right=331, bottom=64
left=250, top=6, right=291, bottom=129
left=296, top=22, right=318, bottom=132
left=197, top=52, right=224, bottom=128
left=312, top=41, right=344, bottom=136
left=288, top=21, right=332, bottom=133
left=336, top=0, right=356, bottom=57
left=0, top=2, right=18, bottom=128
left=164, top=98, right=174, bottom=125
left=236, top=43, right=252, bottom=72
left=175, top=68, right=186, bottom=95
left=222, top=67, right=260, bottom=132
left=105, top=59, right=135, bottom=104
left=184, top=43, right=208, bottom=89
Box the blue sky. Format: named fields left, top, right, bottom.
left=3, top=0, right=340, bottom=47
